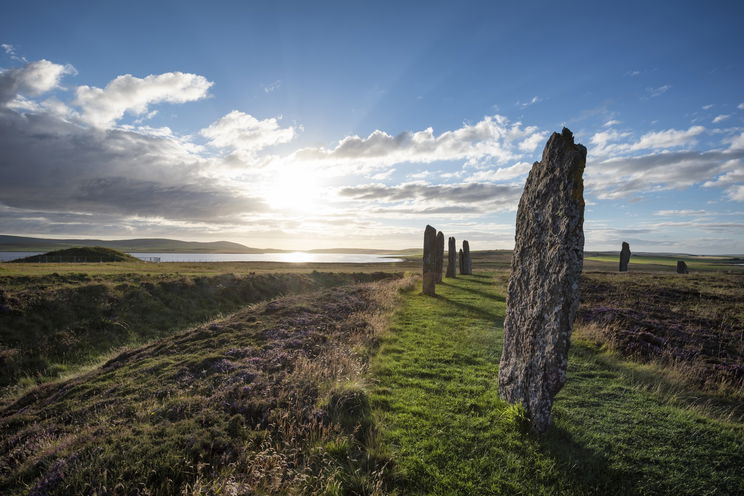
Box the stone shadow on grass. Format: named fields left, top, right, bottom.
left=540, top=425, right=637, bottom=495
left=439, top=280, right=505, bottom=303
left=435, top=293, right=504, bottom=324
left=459, top=274, right=499, bottom=287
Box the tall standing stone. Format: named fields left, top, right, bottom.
left=459, top=248, right=464, bottom=275
left=498, top=128, right=586, bottom=433
left=446, top=237, right=457, bottom=278
left=422, top=225, right=437, bottom=296
left=462, top=240, right=472, bottom=275
left=436, top=231, right=445, bottom=283
left=619, top=242, right=631, bottom=272
left=676, top=261, right=688, bottom=274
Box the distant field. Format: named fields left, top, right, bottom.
left=584, top=254, right=743, bottom=271
left=0, top=259, right=419, bottom=280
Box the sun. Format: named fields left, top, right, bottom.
left=261, top=165, right=324, bottom=211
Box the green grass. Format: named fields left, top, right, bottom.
left=371, top=272, right=744, bottom=495
left=8, top=246, right=139, bottom=263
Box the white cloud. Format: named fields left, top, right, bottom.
left=726, top=185, right=744, bottom=201
left=702, top=159, right=744, bottom=201
left=633, top=125, right=705, bottom=150
left=587, top=149, right=739, bottom=200
left=200, top=110, right=296, bottom=156
left=3, top=56, right=744, bottom=248
left=262, top=80, right=281, bottom=93
left=590, top=129, right=631, bottom=148
left=0, top=59, right=74, bottom=104
left=518, top=132, right=547, bottom=152
left=517, top=96, right=541, bottom=107
left=712, top=114, right=730, bottom=123
left=1, top=43, right=26, bottom=63
left=653, top=209, right=708, bottom=216
left=370, top=168, right=396, bottom=180
left=465, top=161, right=532, bottom=182
left=74, top=72, right=213, bottom=128
left=738, top=103, right=744, bottom=110
left=294, top=115, right=543, bottom=171
left=702, top=104, right=714, bottom=110
left=646, top=84, right=671, bottom=97
left=728, top=132, right=744, bottom=152
left=406, top=170, right=430, bottom=180
left=0, top=108, right=266, bottom=223
left=591, top=125, right=705, bottom=157
left=338, top=181, right=523, bottom=213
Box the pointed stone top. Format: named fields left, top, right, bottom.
left=542, top=127, right=585, bottom=167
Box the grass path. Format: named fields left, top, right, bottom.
left=370, top=272, right=744, bottom=495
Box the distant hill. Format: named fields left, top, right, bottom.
left=0, top=235, right=269, bottom=253
left=306, top=248, right=419, bottom=254
left=9, top=246, right=139, bottom=263
left=0, top=235, right=418, bottom=254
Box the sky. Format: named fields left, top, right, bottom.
left=1, top=0, right=743, bottom=253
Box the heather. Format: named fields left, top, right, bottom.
left=0, top=271, right=399, bottom=395
left=577, top=271, right=744, bottom=394
left=0, top=276, right=415, bottom=495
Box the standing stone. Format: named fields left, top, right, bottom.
left=446, top=237, right=457, bottom=278
left=436, top=231, right=445, bottom=283
left=676, top=261, right=688, bottom=274
left=462, top=240, right=472, bottom=275
left=459, top=248, right=464, bottom=275
left=422, top=225, right=437, bottom=295
left=498, top=128, right=586, bottom=433
left=619, top=242, right=631, bottom=272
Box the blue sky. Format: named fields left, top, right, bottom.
left=1, top=0, right=743, bottom=253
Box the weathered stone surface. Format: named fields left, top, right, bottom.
left=446, top=237, right=457, bottom=278
left=462, top=240, right=472, bottom=275
left=459, top=248, right=464, bottom=275
left=677, top=261, right=688, bottom=274
left=498, top=128, right=586, bottom=433
left=436, top=231, right=445, bottom=283
left=422, top=225, right=437, bottom=295
left=619, top=242, right=631, bottom=272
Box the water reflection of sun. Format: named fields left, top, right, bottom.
left=279, top=251, right=313, bottom=263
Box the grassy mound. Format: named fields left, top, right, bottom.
left=0, top=271, right=400, bottom=394
left=371, top=272, right=744, bottom=495
left=0, top=277, right=415, bottom=495
left=8, top=246, right=138, bottom=263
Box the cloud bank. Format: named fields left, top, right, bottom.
left=0, top=56, right=742, bottom=251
